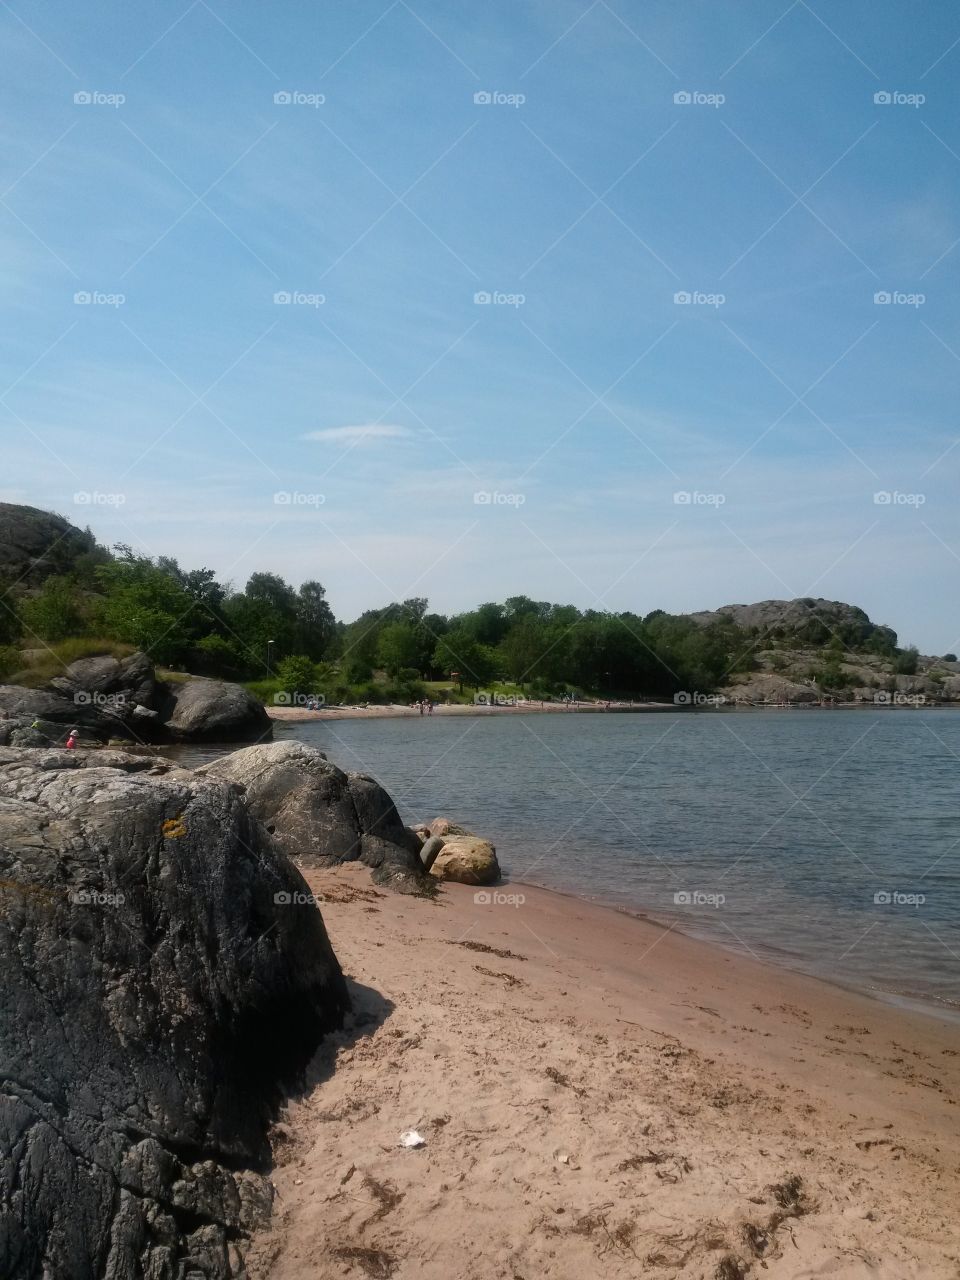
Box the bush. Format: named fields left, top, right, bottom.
left=18, top=577, right=85, bottom=642
left=192, top=633, right=245, bottom=678
left=0, top=645, right=19, bottom=680
left=276, top=655, right=319, bottom=697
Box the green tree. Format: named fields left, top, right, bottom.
left=295, top=580, right=336, bottom=659
left=18, top=576, right=84, bottom=642
left=377, top=621, right=420, bottom=678
left=894, top=645, right=919, bottom=675
left=95, top=549, right=199, bottom=665
left=434, top=628, right=497, bottom=690
left=276, top=654, right=319, bottom=696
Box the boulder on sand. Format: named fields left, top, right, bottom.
left=197, top=740, right=427, bottom=892
left=430, top=835, right=501, bottom=885
left=0, top=745, right=348, bottom=1279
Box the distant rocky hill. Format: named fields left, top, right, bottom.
left=686, top=597, right=898, bottom=650
left=0, top=503, right=98, bottom=585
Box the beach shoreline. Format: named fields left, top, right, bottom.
left=249, top=863, right=960, bottom=1279
left=267, top=702, right=959, bottom=722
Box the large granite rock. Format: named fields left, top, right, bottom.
left=430, top=835, right=501, bottom=885
left=197, top=740, right=426, bottom=892
left=164, top=679, right=271, bottom=743
left=0, top=746, right=349, bottom=1279
left=0, top=658, right=271, bottom=746
left=49, top=650, right=160, bottom=711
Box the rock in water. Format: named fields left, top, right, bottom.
left=0, top=746, right=349, bottom=1279
left=163, top=678, right=271, bottom=742
left=430, top=836, right=501, bottom=885
left=197, top=740, right=426, bottom=892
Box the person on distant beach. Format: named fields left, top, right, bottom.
left=427, top=700, right=434, bottom=715
left=418, top=700, right=424, bottom=716
left=65, top=728, right=78, bottom=750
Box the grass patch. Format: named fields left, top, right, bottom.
left=7, top=637, right=135, bottom=686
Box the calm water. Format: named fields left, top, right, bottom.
left=174, top=710, right=960, bottom=1013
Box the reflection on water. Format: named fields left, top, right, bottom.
left=168, top=710, right=960, bottom=1012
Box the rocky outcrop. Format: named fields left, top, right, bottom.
left=686, top=597, right=898, bottom=650
left=0, top=503, right=97, bottom=586
left=430, top=835, right=501, bottom=885
left=0, top=655, right=270, bottom=746
left=197, top=741, right=426, bottom=892
left=0, top=746, right=349, bottom=1279
left=719, top=673, right=820, bottom=705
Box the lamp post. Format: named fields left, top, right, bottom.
left=266, top=639, right=275, bottom=676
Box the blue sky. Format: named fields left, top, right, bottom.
left=2, top=0, right=959, bottom=651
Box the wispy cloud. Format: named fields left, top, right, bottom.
left=303, top=424, right=414, bottom=445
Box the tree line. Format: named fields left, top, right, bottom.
left=0, top=538, right=908, bottom=703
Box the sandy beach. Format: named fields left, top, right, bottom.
left=247, top=864, right=960, bottom=1280
left=267, top=701, right=677, bottom=722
